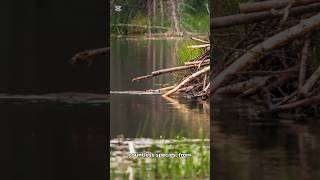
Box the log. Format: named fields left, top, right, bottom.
left=212, top=13, right=320, bottom=93
left=233, top=70, right=297, bottom=76
left=156, top=85, right=175, bottom=92
left=69, top=47, right=109, bottom=64
left=298, top=37, right=311, bottom=90
left=215, top=77, right=270, bottom=96
left=187, top=44, right=210, bottom=49
left=185, top=59, right=210, bottom=65
left=299, top=64, right=320, bottom=97
left=163, top=66, right=210, bottom=97
left=203, top=82, right=210, bottom=92
left=239, top=76, right=275, bottom=98
left=132, top=63, right=209, bottom=82
left=266, top=94, right=320, bottom=112
left=190, top=37, right=210, bottom=44
left=239, top=0, right=320, bottom=13
left=211, top=3, right=320, bottom=29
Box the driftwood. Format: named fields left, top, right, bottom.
left=69, top=47, right=109, bottom=64
left=163, top=66, right=210, bottom=97
left=215, top=76, right=270, bottom=96
left=299, top=64, right=320, bottom=97
left=239, top=0, right=320, bottom=13
left=212, top=13, right=320, bottom=93
left=132, top=62, right=209, bottom=82
left=266, top=95, right=320, bottom=112
left=132, top=37, right=210, bottom=98
left=211, top=3, right=320, bottom=29
left=213, top=1, right=320, bottom=116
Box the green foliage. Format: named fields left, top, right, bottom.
left=181, top=14, right=210, bottom=33
left=180, top=0, right=209, bottom=33
left=178, top=39, right=206, bottom=64
left=110, top=137, right=210, bottom=179
left=111, top=0, right=209, bottom=35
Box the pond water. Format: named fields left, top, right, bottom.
left=212, top=97, right=320, bottom=180
left=110, top=38, right=209, bottom=139
left=0, top=99, right=107, bottom=180
left=1, top=1, right=107, bottom=179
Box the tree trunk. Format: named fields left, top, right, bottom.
left=169, top=0, right=180, bottom=33
left=239, top=0, right=320, bottom=13
left=160, top=0, right=164, bottom=33
left=152, top=0, right=156, bottom=33
left=147, top=0, right=152, bottom=36
left=211, top=2, right=320, bottom=29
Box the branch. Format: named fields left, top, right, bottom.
left=69, top=47, right=109, bottom=64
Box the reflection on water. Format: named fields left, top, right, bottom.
left=111, top=94, right=209, bottom=139
left=111, top=38, right=180, bottom=91
left=110, top=38, right=209, bottom=139
left=212, top=97, right=320, bottom=180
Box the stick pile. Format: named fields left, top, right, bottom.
left=132, top=37, right=210, bottom=99
left=212, top=0, right=320, bottom=116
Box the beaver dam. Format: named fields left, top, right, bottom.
left=212, top=1, right=320, bottom=117
left=131, top=37, right=210, bottom=99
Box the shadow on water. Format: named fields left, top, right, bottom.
left=212, top=97, right=320, bottom=180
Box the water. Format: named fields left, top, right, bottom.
left=0, top=100, right=107, bottom=180
left=212, top=98, right=320, bottom=180
left=110, top=38, right=209, bottom=139
left=1, top=1, right=107, bottom=179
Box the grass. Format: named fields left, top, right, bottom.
left=178, top=39, right=207, bottom=65
left=110, top=136, right=210, bottom=179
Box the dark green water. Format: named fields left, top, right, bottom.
left=110, top=38, right=209, bottom=139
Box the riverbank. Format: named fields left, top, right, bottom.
left=111, top=33, right=209, bottom=40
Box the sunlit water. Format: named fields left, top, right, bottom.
left=212, top=97, right=320, bottom=180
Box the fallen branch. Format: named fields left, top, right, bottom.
left=163, top=66, right=210, bottom=97
left=239, top=0, right=320, bottom=13
left=211, top=3, right=320, bottom=29
left=132, top=62, right=209, bottom=82
left=69, top=47, right=109, bottom=64
left=299, top=64, right=320, bottom=97
left=212, top=13, right=320, bottom=93
left=266, top=94, right=320, bottom=112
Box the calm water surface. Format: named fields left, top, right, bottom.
left=212, top=98, right=320, bottom=180
left=110, top=38, right=209, bottom=139
left=1, top=1, right=107, bottom=179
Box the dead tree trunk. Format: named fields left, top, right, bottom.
left=169, top=0, right=180, bottom=33
left=160, top=0, right=164, bottom=33
left=147, top=0, right=152, bottom=36
left=211, top=3, right=320, bottom=29
left=239, top=0, right=320, bottom=13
